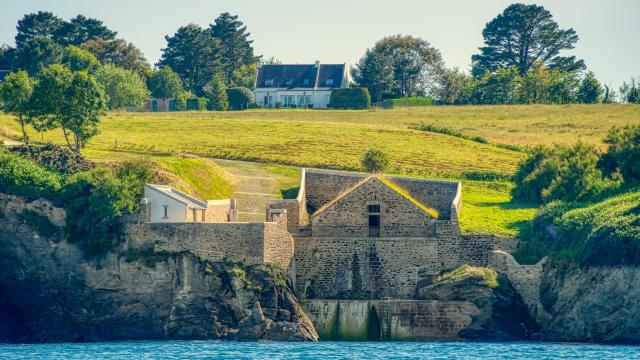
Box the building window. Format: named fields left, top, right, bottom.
left=325, top=79, right=334, bottom=86
left=192, top=208, right=197, bottom=222
left=285, top=79, right=293, bottom=86
left=303, top=79, right=310, bottom=86
left=282, top=95, right=296, bottom=107
left=265, top=79, right=274, bottom=86
left=298, top=95, right=312, bottom=106
left=368, top=204, right=380, bottom=237
left=162, top=205, right=168, bottom=219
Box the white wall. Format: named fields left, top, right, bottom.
left=253, top=89, right=333, bottom=109
left=144, top=187, right=188, bottom=223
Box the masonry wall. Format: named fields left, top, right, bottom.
left=311, top=178, right=436, bottom=238
left=204, top=200, right=233, bottom=223
left=263, top=219, right=295, bottom=269
left=304, top=169, right=459, bottom=219
left=294, top=235, right=519, bottom=300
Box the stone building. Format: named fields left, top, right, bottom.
left=143, top=184, right=238, bottom=223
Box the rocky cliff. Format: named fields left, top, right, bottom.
left=536, top=262, right=640, bottom=343
left=0, top=194, right=318, bottom=343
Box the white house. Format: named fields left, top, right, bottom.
left=143, top=184, right=238, bottom=223
left=253, top=61, right=348, bottom=109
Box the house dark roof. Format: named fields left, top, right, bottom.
left=0, top=70, right=10, bottom=82
left=255, top=63, right=345, bottom=90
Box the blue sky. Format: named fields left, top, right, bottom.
left=1, top=0, right=638, bottom=87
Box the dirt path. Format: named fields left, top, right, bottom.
left=214, top=159, right=292, bottom=222
left=0, top=136, right=21, bottom=146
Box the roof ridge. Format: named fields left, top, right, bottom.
left=311, top=174, right=439, bottom=219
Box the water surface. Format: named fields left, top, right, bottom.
left=1, top=341, right=638, bottom=359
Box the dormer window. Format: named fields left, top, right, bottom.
left=265, top=79, right=274, bottom=86
left=285, top=79, right=293, bottom=86
left=325, top=79, right=334, bottom=86
left=303, top=79, right=310, bottom=86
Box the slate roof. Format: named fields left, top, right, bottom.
left=0, top=70, right=10, bottom=82
left=311, top=174, right=440, bottom=219
left=255, top=63, right=346, bottom=90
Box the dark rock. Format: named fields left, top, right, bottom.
left=417, top=273, right=539, bottom=340
left=0, top=194, right=318, bottom=343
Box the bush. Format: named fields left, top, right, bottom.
left=512, top=143, right=613, bottom=204
left=61, top=160, right=151, bottom=255
left=0, top=149, right=63, bottom=200
left=601, top=125, right=640, bottom=184
left=8, top=144, right=94, bottom=174
left=226, top=87, right=255, bottom=110
left=515, top=190, right=640, bottom=266
left=329, top=88, right=371, bottom=110
left=361, top=149, right=390, bottom=173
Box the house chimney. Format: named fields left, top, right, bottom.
left=315, top=61, right=320, bottom=68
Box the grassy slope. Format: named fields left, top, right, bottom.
left=3, top=105, right=636, bottom=236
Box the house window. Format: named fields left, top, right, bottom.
left=162, top=205, right=169, bottom=219
left=192, top=208, right=197, bottom=222
left=282, top=95, right=296, bottom=107
left=285, top=79, right=293, bottom=86
left=325, top=79, right=334, bottom=86
left=368, top=204, right=380, bottom=237
left=265, top=79, right=274, bottom=86
left=298, top=95, right=312, bottom=106
left=303, top=79, right=310, bottom=86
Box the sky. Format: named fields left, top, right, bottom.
left=1, top=0, right=639, bottom=87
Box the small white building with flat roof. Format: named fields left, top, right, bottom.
left=143, top=184, right=238, bottom=223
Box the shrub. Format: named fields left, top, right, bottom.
left=8, top=144, right=94, bottom=174
left=226, top=87, right=255, bottom=110
left=361, top=149, right=390, bottom=173
left=512, top=143, right=613, bottom=204
left=329, top=88, right=371, bottom=110
left=601, top=125, right=640, bottom=184
left=204, top=76, right=228, bottom=111
left=61, top=160, right=151, bottom=254
left=0, top=149, right=63, bottom=200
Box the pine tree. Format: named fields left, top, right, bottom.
left=205, top=76, right=228, bottom=111
left=210, top=13, right=258, bottom=84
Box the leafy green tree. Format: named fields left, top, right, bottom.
left=62, top=71, right=107, bottom=151
left=351, top=49, right=394, bottom=103
left=148, top=66, right=184, bottom=99
left=54, top=14, right=117, bottom=46
left=0, top=45, right=16, bottom=70
left=28, top=64, right=73, bottom=137
left=15, top=11, right=64, bottom=47
left=15, top=36, right=63, bottom=75
left=472, top=3, right=585, bottom=77
left=602, top=125, right=640, bottom=184
left=0, top=71, right=35, bottom=144
left=577, top=71, right=603, bottom=103
left=210, top=12, right=259, bottom=84
left=353, top=35, right=444, bottom=101
left=437, top=68, right=475, bottom=105
left=62, top=45, right=100, bottom=72
left=158, top=24, right=220, bottom=96
left=81, top=38, right=150, bottom=77
left=472, top=66, right=521, bottom=104
left=230, top=63, right=257, bottom=88
left=619, top=79, right=639, bottom=104
left=95, top=64, right=150, bottom=110
left=205, top=76, right=228, bottom=111
left=226, top=87, right=254, bottom=110
left=361, top=149, right=390, bottom=173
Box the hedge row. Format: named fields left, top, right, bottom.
left=328, top=88, right=371, bottom=110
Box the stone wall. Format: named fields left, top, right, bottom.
left=303, top=169, right=459, bottom=219
left=204, top=199, right=237, bottom=223
left=294, top=235, right=517, bottom=300
left=125, top=206, right=294, bottom=269
left=304, top=299, right=480, bottom=341
left=488, top=250, right=546, bottom=318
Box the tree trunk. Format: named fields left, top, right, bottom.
left=61, top=125, right=72, bottom=150
left=18, top=114, right=29, bottom=145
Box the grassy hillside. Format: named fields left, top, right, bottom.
left=2, top=105, right=637, bottom=237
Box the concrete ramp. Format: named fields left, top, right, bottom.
left=303, top=299, right=480, bottom=341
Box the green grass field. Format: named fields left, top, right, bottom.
left=2, top=105, right=638, bottom=237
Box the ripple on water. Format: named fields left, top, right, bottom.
left=0, top=341, right=639, bottom=360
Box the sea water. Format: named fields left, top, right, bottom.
left=0, top=341, right=639, bottom=360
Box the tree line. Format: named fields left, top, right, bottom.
left=352, top=3, right=640, bottom=105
